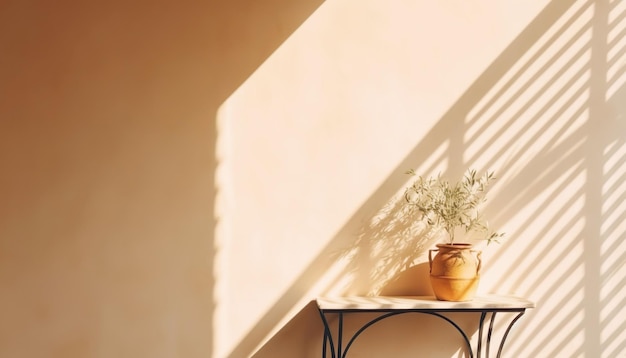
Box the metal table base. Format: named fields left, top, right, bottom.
left=316, top=295, right=534, bottom=358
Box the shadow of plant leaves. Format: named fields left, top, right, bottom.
left=338, top=193, right=443, bottom=295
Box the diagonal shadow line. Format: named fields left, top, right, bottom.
left=601, top=221, right=626, bottom=255
left=599, top=232, right=626, bottom=282
left=493, top=125, right=588, bottom=209
left=605, top=313, right=626, bottom=357
left=604, top=155, right=626, bottom=182
left=608, top=23, right=626, bottom=50
left=509, top=271, right=585, bottom=357
left=240, top=0, right=583, bottom=356
left=465, top=0, right=585, bottom=128
left=604, top=319, right=626, bottom=358
left=469, top=57, right=591, bottom=174
left=602, top=190, right=626, bottom=233
left=609, top=0, right=624, bottom=12
left=600, top=267, right=626, bottom=315
left=603, top=140, right=626, bottom=172
left=607, top=68, right=626, bottom=93
left=489, top=124, right=588, bottom=229
left=491, top=183, right=587, bottom=292
left=523, top=306, right=586, bottom=358
left=473, top=125, right=589, bottom=282
left=496, top=179, right=588, bottom=290
left=604, top=170, right=626, bottom=196
left=466, top=42, right=592, bottom=161
left=600, top=236, right=626, bottom=271
left=533, top=319, right=585, bottom=358
left=210, top=0, right=327, bottom=106
left=466, top=17, right=593, bottom=139
left=466, top=0, right=592, bottom=134
left=603, top=171, right=626, bottom=199
left=608, top=1, right=626, bottom=28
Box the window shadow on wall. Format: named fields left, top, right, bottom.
left=232, top=0, right=626, bottom=356
left=206, top=1, right=325, bottom=357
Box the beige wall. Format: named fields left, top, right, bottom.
left=1, top=0, right=625, bottom=357
left=0, top=0, right=217, bottom=357
left=218, top=0, right=626, bottom=357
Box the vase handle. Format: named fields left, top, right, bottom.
left=472, top=250, right=482, bottom=275
left=428, top=249, right=438, bottom=274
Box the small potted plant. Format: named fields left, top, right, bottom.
left=404, top=169, right=503, bottom=301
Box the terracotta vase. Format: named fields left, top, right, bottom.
left=428, top=243, right=482, bottom=301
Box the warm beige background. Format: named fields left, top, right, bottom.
left=1, top=0, right=624, bottom=357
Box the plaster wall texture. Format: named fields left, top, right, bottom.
left=1, top=0, right=624, bottom=357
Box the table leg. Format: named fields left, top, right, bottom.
left=477, top=311, right=487, bottom=357
left=496, top=311, right=526, bottom=358
left=318, top=309, right=335, bottom=358
left=337, top=313, right=343, bottom=358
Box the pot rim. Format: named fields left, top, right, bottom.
left=436, top=242, right=473, bottom=249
